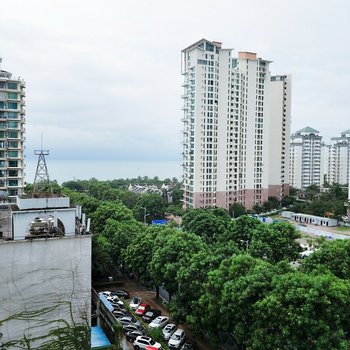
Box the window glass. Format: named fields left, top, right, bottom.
left=7, top=92, right=18, bottom=99
left=0, top=122, right=6, bottom=129
left=0, top=131, right=5, bottom=139
left=8, top=150, right=18, bottom=157
left=8, top=141, right=18, bottom=148
left=0, top=161, right=5, bottom=167
left=8, top=131, right=18, bottom=138
left=0, top=102, right=4, bottom=108
left=9, top=160, right=18, bottom=167
left=8, top=121, right=18, bottom=128
left=9, top=170, right=18, bottom=177
left=7, top=82, right=18, bottom=90
left=9, top=179, right=18, bottom=186
left=7, top=102, right=17, bottom=109
left=8, top=112, right=18, bottom=119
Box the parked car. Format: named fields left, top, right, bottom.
left=135, top=303, right=150, bottom=316
left=125, top=330, right=144, bottom=342
left=99, top=291, right=113, bottom=298
left=129, top=296, right=142, bottom=310
left=112, top=289, right=129, bottom=299
left=142, top=308, right=161, bottom=323
left=181, top=340, right=197, bottom=349
left=133, top=336, right=162, bottom=350
left=162, top=323, right=176, bottom=340
left=149, top=316, right=169, bottom=329
left=122, top=323, right=143, bottom=334
left=110, top=300, right=126, bottom=309
left=168, top=329, right=186, bottom=349
left=112, top=309, right=127, bottom=318
left=117, top=316, right=141, bottom=327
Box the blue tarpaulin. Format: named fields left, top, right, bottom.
left=91, top=326, right=112, bottom=349
left=151, top=219, right=168, bottom=225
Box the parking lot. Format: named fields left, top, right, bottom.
left=97, top=277, right=224, bottom=350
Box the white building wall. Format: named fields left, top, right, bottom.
left=268, top=75, right=292, bottom=199
left=12, top=208, right=76, bottom=240
left=182, top=40, right=289, bottom=209
left=0, top=235, right=91, bottom=347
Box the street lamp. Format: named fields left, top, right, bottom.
left=140, top=207, right=150, bottom=225
left=240, top=239, right=249, bottom=252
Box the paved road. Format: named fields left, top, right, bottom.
left=297, top=224, right=350, bottom=240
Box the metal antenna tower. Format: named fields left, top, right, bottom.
left=33, top=134, right=53, bottom=197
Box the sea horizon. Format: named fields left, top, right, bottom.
left=25, top=158, right=182, bottom=185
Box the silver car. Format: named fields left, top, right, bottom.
left=162, top=323, right=176, bottom=340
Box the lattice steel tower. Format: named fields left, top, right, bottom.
left=33, top=147, right=52, bottom=197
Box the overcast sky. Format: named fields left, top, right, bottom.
left=1, top=0, right=349, bottom=167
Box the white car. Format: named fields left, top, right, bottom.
left=162, top=323, right=176, bottom=340
left=133, top=335, right=163, bottom=350
left=149, top=316, right=169, bottom=329
left=129, top=296, right=142, bottom=310
left=168, top=328, right=185, bottom=349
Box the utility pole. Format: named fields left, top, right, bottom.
left=140, top=207, right=149, bottom=225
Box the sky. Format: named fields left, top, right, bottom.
left=1, top=0, right=350, bottom=179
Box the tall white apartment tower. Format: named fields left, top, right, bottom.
left=289, top=127, right=322, bottom=189
left=329, top=129, right=350, bottom=185
left=0, top=59, right=26, bottom=201
left=181, top=39, right=291, bottom=210
left=268, top=75, right=292, bottom=199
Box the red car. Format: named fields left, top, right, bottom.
left=135, top=303, right=150, bottom=316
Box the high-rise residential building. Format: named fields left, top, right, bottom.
left=289, top=127, right=322, bottom=189
left=181, top=39, right=291, bottom=210
left=0, top=58, right=25, bottom=201
left=328, top=129, right=350, bottom=185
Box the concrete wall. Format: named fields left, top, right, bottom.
left=16, top=197, right=70, bottom=210
left=0, top=235, right=91, bottom=347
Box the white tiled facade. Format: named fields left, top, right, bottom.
left=289, top=127, right=322, bottom=189
left=181, top=39, right=291, bottom=210
left=0, top=59, right=25, bottom=201
left=328, top=129, right=350, bottom=185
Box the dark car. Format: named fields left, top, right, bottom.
left=122, top=323, right=143, bottom=334
left=125, top=330, right=144, bottom=342
left=112, top=289, right=129, bottom=299
left=181, top=341, right=197, bottom=349
left=142, top=308, right=161, bottom=323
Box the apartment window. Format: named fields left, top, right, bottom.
left=9, top=170, right=18, bottom=177
left=8, top=112, right=18, bottom=119
left=9, top=160, right=18, bottom=167
left=8, top=141, right=18, bottom=148
left=8, top=131, right=18, bottom=138
left=7, top=102, right=17, bottom=109
left=7, top=82, right=18, bottom=90
left=8, top=179, right=18, bottom=186
left=8, top=121, right=18, bottom=129
left=8, top=92, right=18, bottom=100
left=8, top=150, right=18, bottom=157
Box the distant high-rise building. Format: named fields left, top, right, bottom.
left=0, top=59, right=25, bottom=201
left=328, top=129, right=350, bottom=185
left=289, top=127, right=322, bottom=189
left=181, top=39, right=291, bottom=210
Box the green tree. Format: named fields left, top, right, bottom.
left=133, top=194, right=167, bottom=223
left=251, top=272, right=350, bottom=350
left=149, top=228, right=206, bottom=300
left=92, top=201, right=134, bottom=232
left=92, top=234, right=113, bottom=279
left=301, top=239, right=350, bottom=279
left=181, top=208, right=232, bottom=243
left=229, top=203, right=246, bottom=218
left=102, top=218, right=143, bottom=265
left=249, top=222, right=302, bottom=263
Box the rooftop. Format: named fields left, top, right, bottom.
left=296, top=126, right=319, bottom=134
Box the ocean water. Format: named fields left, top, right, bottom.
left=25, top=159, right=182, bottom=185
